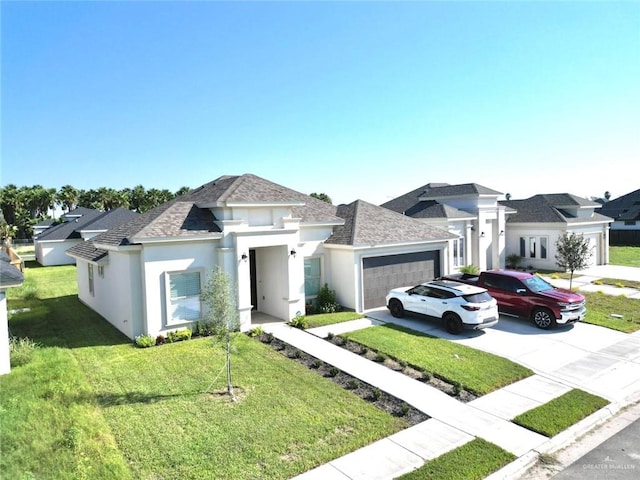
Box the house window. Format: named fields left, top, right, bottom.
left=304, top=257, right=322, bottom=299
left=167, top=271, right=202, bottom=323
left=88, top=264, right=94, bottom=296
left=520, top=236, right=548, bottom=260
left=453, top=238, right=465, bottom=267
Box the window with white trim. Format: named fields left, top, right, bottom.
left=453, top=238, right=465, bottom=267
left=167, top=271, right=202, bottom=323
left=519, top=236, right=548, bottom=259
left=304, top=257, right=322, bottom=299
left=88, top=264, right=94, bottom=296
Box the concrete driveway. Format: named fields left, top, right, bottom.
left=365, top=309, right=640, bottom=405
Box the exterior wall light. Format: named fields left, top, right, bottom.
left=241, top=253, right=248, bottom=262
left=480, top=232, right=485, bottom=238
left=290, top=248, right=297, bottom=257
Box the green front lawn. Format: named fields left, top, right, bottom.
left=343, top=324, right=533, bottom=396
left=305, top=311, right=365, bottom=328
left=513, top=389, right=609, bottom=437
left=583, top=291, right=640, bottom=333
left=397, top=438, right=516, bottom=480
left=2, top=266, right=406, bottom=480
left=609, top=246, right=640, bottom=267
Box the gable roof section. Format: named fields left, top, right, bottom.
left=79, top=208, right=139, bottom=232
left=36, top=209, right=103, bottom=241
left=381, top=182, right=481, bottom=220
left=597, top=188, right=640, bottom=221
left=502, top=194, right=611, bottom=224
left=327, top=200, right=456, bottom=247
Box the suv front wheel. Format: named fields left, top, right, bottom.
left=532, top=308, right=557, bottom=329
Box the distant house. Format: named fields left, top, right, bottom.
left=596, top=189, right=640, bottom=246
left=35, top=207, right=138, bottom=266
left=1, top=249, right=24, bottom=375
left=66, top=174, right=455, bottom=340
left=32, top=218, right=56, bottom=237
left=382, top=183, right=613, bottom=272
left=501, top=194, right=613, bottom=270
left=382, top=183, right=508, bottom=271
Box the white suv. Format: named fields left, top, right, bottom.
left=385, top=280, right=499, bottom=334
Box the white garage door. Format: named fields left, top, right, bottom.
left=362, top=251, right=440, bottom=310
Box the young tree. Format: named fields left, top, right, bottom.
left=310, top=192, right=332, bottom=204
left=555, top=232, right=593, bottom=290
left=200, top=266, right=240, bottom=400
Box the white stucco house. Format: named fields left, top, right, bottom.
left=382, top=183, right=508, bottom=271
left=382, top=184, right=613, bottom=272
left=1, top=249, right=24, bottom=375
left=35, top=207, right=138, bottom=266
left=500, top=194, right=613, bottom=270
left=66, top=174, right=457, bottom=340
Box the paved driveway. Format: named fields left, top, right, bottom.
left=365, top=309, right=640, bottom=405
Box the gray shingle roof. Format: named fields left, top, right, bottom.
left=502, top=194, right=611, bottom=224
left=381, top=182, right=485, bottom=220
left=597, top=188, right=640, bottom=221
left=327, top=200, right=456, bottom=247
left=0, top=250, right=24, bottom=288
left=79, top=208, right=139, bottom=232
left=71, top=174, right=344, bottom=256
left=36, top=209, right=103, bottom=241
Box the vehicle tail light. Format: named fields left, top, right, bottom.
left=462, top=305, right=480, bottom=311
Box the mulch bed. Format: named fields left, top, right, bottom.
left=251, top=330, right=478, bottom=426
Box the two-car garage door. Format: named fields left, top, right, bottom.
left=362, top=251, right=441, bottom=310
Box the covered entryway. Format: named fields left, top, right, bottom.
left=362, top=251, right=440, bottom=310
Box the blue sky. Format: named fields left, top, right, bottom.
left=2, top=1, right=639, bottom=205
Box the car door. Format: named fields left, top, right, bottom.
left=403, top=285, right=432, bottom=315
left=426, top=287, right=456, bottom=319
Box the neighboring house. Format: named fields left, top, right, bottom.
left=501, top=194, right=613, bottom=270
left=382, top=183, right=508, bottom=271
left=35, top=207, right=138, bottom=266
left=32, top=219, right=56, bottom=237
left=66, top=174, right=456, bottom=339
left=596, top=188, right=640, bottom=246
left=1, top=249, right=24, bottom=375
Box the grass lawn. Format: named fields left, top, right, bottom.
left=343, top=324, right=533, bottom=396
left=513, top=389, right=609, bottom=437
left=396, top=438, right=516, bottom=480
left=305, top=311, right=364, bottom=328
left=582, top=291, right=640, bottom=333
left=609, top=246, right=640, bottom=267
left=2, top=265, right=407, bottom=480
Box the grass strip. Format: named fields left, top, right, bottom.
left=343, top=324, right=533, bottom=395
left=582, top=291, right=640, bottom=333
left=512, top=389, right=609, bottom=437
left=397, top=438, right=516, bottom=480
left=305, top=311, right=364, bottom=328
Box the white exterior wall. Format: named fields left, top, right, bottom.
left=76, top=251, right=143, bottom=339
left=1, top=290, right=10, bottom=375
left=142, top=241, right=217, bottom=337
left=505, top=222, right=610, bottom=271
left=36, top=240, right=82, bottom=266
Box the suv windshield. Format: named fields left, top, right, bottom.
left=522, top=275, right=554, bottom=293
left=462, top=292, right=493, bottom=303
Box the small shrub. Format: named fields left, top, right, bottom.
left=9, top=337, right=39, bottom=367
left=247, top=326, right=264, bottom=337
left=374, top=352, right=387, bottom=363
left=398, top=403, right=410, bottom=417
left=288, top=313, right=308, bottom=330
left=310, top=360, right=321, bottom=369
left=316, top=283, right=340, bottom=313
left=194, top=321, right=216, bottom=337
left=167, top=329, right=192, bottom=343
left=327, top=367, right=340, bottom=377
left=155, top=334, right=166, bottom=345
left=346, top=379, right=359, bottom=390
left=326, top=332, right=334, bottom=340
left=134, top=334, right=156, bottom=348
left=460, top=264, right=479, bottom=275
left=506, top=254, right=521, bottom=269
left=371, top=388, right=382, bottom=401
left=261, top=332, right=274, bottom=344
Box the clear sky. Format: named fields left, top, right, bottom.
left=2, top=1, right=639, bottom=205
